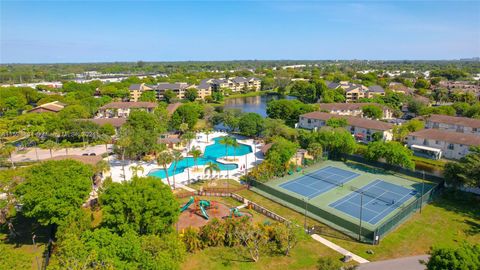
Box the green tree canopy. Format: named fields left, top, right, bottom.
left=426, top=243, right=480, bottom=270
left=100, top=176, right=179, bottom=235
left=362, top=104, right=383, bottom=119
left=238, top=112, right=265, bottom=137
left=170, top=103, right=203, bottom=130
left=365, top=141, right=415, bottom=170
left=267, top=99, right=316, bottom=127
left=15, top=160, right=93, bottom=226
left=185, top=88, right=198, bottom=102
left=444, top=146, right=480, bottom=188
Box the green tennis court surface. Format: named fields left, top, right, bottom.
left=251, top=160, right=436, bottom=243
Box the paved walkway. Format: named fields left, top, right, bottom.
left=311, top=234, right=370, bottom=264
left=358, top=255, right=428, bottom=270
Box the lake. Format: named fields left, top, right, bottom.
left=223, top=93, right=296, bottom=117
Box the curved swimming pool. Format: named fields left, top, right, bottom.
left=148, top=137, right=252, bottom=179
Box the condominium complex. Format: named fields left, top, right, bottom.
left=326, top=81, right=385, bottom=102
left=317, top=103, right=394, bottom=119
left=128, top=76, right=260, bottom=102
left=423, top=114, right=480, bottom=136
left=298, top=111, right=394, bottom=143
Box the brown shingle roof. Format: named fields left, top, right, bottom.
left=88, top=118, right=126, bottom=128
left=426, top=114, right=480, bottom=128
left=44, top=155, right=103, bottom=166
left=409, top=129, right=480, bottom=146
left=301, top=112, right=393, bottom=131
left=318, top=103, right=388, bottom=111
left=100, top=102, right=157, bottom=110
left=166, top=102, right=182, bottom=115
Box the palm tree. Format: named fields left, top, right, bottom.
left=157, top=151, right=174, bottom=188
left=204, top=129, right=213, bottom=143
left=129, top=164, right=144, bottom=178
left=171, top=150, right=183, bottom=189
left=182, top=132, right=196, bottom=150
left=189, top=147, right=202, bottom=170
left=231, top=140, right=239, bottom=161
left=219, top=136, right=234, bottom=160
left=0, top=145, right=16, bottom=168
left=204, top=162, right=220, bottom=179
left=179, top=123, right=189, bottom=134
left=61, top=140, right=72, bottom=156
left=116, top=134, right=131, bottom=181
left=43, top=140, right=57, bottom=158
left=153, top=143, right=167, bottom=159
left=99, top=134, right=112, bottom=158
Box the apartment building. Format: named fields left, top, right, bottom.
left=327, top=81, right=385, bottom=102
left=155, top=83, right=190, bottom=100
left=317, top=103, right=394, bottom=119
left=129, top=83, right=154, bottom=102
left=96, top=102, right=157, bottom=118
left=210, top=77, right=261, bottom=92
left=407, top=129, right=480, bottom=160
left=423, top=114, right=480, bottom=136
left=298, top=111, right=394, bottom=143
left=388, top=82, right=414, bottom=95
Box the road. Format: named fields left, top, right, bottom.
left=358, top=255, right=429, bottom=270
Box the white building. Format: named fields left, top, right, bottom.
left=423, top=114, right=480, bottom=136
left=298, top=111, right=394, bottom=143
left=317, top=103, right=394, bottom=119
left=407, top=129, right=480, bottom=160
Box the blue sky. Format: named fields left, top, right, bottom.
left=1, top=1, right=479, bottom=63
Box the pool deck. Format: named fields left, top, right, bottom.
left=108, top=131, right=264, bottom=187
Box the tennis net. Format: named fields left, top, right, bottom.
left=304, top=171, right=344, bottom=187
left=350, top=186, right=395, bottom=205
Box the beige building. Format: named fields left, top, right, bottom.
left=298, top=111, right=394, bottom=143
left=210, top=77, right=261, bottom=92
left=27, top=101, right=65, bottom=114
left=423, top=114, right=480, bottom=136
left=407, top=129, right=480, bottom=160
left=129, top=83, right=154, bottom=102
left=96, top=102, right=157, bottom=118
left=317, top=103, right=394, bottom=119
left=326, top=81, right=385, bottom=102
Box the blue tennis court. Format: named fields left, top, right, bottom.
left=329, top=180, right=417, bottom=225
left=279, top=166, right=360, bottom=199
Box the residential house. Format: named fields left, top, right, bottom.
left=388, top=82, right=414, bottom=95
left=158, top=134, right=183, bottom=150
left=96, top=102, right=157, bottom=118
left=27, top=101, right=66, bottom=114
left=298, top=112, right=394, bottom=143
left=317, top=103, right=394, bottom=119
left=407, top=129, right=480, bottom=160
left=423, top=114, right=480, bottom=136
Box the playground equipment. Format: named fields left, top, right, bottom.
left=224, top=207, right=252, bottom=219
left=179, top=196, right=215, bottom=220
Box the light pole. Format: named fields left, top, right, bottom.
left=303, top=197, right=309, bottom=232
left=244, top=153, right=248, bottom=177
left=358, top=193, right=364, bottom=241
left=420, top=170, right=425, bottom=213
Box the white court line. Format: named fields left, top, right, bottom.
left=366, top=192, right=413, bottom=224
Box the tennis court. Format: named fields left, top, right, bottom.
left=279, top=166, right=360, bottom=199
left=329, top=179, right=418, bottom=225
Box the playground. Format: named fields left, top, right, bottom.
left=177, top=196, right=254, bottom=231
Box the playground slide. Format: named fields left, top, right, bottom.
left=231, top=208, right=244, bottom=217
left=199, top=200, right=211, bottom=220
left=180, top=197, right=194, bottom=212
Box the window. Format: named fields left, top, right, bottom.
left=435, top=140, right=440, bottom=144
left=423, top=139, right=429, bottom=146
left=307, top=119, right=311, bottom=124
left=412, top=136, right=416, bottom=140
left=448, top=144, right=454, bottom=150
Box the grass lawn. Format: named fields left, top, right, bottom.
left=180, top=231, right=343, bottom=270
left=0, top=215, right=49, bottom=269
left=325, top=190, right=480, bottom=260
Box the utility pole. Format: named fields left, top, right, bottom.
left=304, top=197, right=309, bottom=232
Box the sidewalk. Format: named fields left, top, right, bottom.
left=311, top=234, right=370, bottom=264
left=358, top=255, right=428, bottom=270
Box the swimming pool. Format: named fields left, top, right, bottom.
left=148, top=137, right=252, bottom=179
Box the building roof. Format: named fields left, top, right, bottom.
left=232, top=77, right=248, bottom=83
left=100, top=102, right=158, bottom=110
left=197, top=79, right=213, bottom=90
left=425, top=114, right=480, bottom=128
left=129, top=84, right=142, bottom=91
left=88, top=118, right=127, bottom=128
left=28, top=101, right=65, bottom=113
left=154, top=82, right=189, bottom=91
left=44, top=155, right=103, bottom=166
left=261, top=143, right=273, bottom=154
left=157, top=134, right=181, bottom=144
left=409, top=129, right=480, bottom=146
left=166, top=102, right=182, bottom=115
left=368, top=85, right=385, bottom=93
left=318, top=103, right=389, bottom=111
left=301, top=112, right=393, bottom=131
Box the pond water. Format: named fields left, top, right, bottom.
left=148, top=137, right=252, bottom=179
left=223, top=93, right=296, bottom=117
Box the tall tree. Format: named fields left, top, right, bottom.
left=100, top=176, right=179, bottom=236
left=156, top=151, right=174, bottom=188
